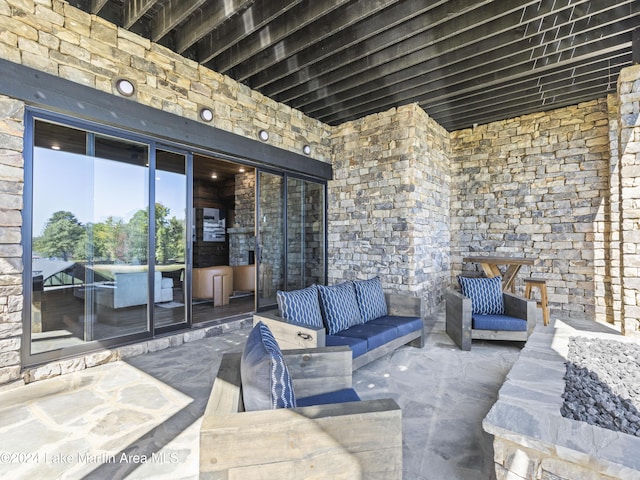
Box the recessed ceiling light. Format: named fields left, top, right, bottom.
left=211, top=173, right=218, bottom=179
left=116, top=78, right=135, bottom=97
left=239, top=167, right=245, bottom=173
left=51, top=145, right=61, bottom=150
left=258, top=130, right=269, bottom=141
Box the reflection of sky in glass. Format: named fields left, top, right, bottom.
left=33, top=148, right=185, bottom=235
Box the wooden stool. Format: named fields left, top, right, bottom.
left=524, top=278, right=549, bottom=326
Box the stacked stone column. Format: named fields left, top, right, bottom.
left=0, top=96, right=24, bottom=384
left=618, top=65, right=640, bottom=336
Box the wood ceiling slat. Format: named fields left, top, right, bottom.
left=209, top=0, right=351, bottom=75
left=123, top=0, right=158, bottom=30
left=429, top=61, right=627, bottom=126
left=91, top=0, right=109, bottom=14
left=229, top=0, right=410, bottom=83
left=175, top=0, right=255, bottom=54
left=312, top=11, right=635, bottom=123
left=277, top=0, right=548, bottom=107
left=326, top=34, right=630, bottom=127
left=150, top=0, right=208, bottom=42
left=196, top=0, right=304, bottom=64
left=291, top=0, right=627, bottom=112
left=427, top=54, right=629, bottom=118
left=250, top=0, right=472, bottom=92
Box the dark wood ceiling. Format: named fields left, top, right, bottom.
left=74, top=0, right=638, bottom=131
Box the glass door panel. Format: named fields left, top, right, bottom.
left=286, top=178, right=326, bottom=290
left=257, top=171, right=284, bottom=309
left=30, top=121, right=150, bottom=354
left=154, top=150, right=188, bottom=328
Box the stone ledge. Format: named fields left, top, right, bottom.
left=19, top=315, right=252, bottom=386
left=483, top=318, right=640, bottom=480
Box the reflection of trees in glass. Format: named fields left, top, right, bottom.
left=34, top=211, right=84, bottom=261
left=34, top=204, right=184, bottom=264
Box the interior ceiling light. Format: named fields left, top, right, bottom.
left=51, top=145, right=61, bottom=150
left=115, top=78, right=135, bottom=97
left=211, top=173, right=218, bottom=179
left=258, top=129, right=269, bottom=141
left=302, top=145, right=311, bottom=155
left=200, top=108, right=213, bottom=122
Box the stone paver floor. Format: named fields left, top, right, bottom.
left=0, top=313, right=522, bottom=480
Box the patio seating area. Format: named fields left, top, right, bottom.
left=0, top=310, right=524, bottom=480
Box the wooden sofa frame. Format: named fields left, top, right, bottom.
left=253, top=293, right=424, bottom=370
left=444, top=289, right=536, bottom=351
left=200, top=346, right=402, bottom=479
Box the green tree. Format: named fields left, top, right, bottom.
left=34, top=211, right=84, bottom=261
left=126, top=209, right=148, bottom=263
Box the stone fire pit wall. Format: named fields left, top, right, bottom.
left=483, top=319, right=640, bottom=480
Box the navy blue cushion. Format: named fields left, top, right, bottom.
left=472, top=314, right=527, bottom=331
left=353, top=277, right=388, bottom=322
left=325, top=334, right=368, bottom=358
left=368, top=315, right=423, bottom=336
left=458, top=276, right=505, bottom=315
left=317, top=282, right=363, bottom=334
left=297, top=388, right=361, bottom=407
left=276, top=285, right=323, bottom=328
left=338, top=323, right=398, bottom=351
left=240, top=322, right=297, bottom=411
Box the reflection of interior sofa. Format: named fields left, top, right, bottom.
left=232, top=264, right=255, bottom=292
left=95, top=271, right=173, bottom=309
left=193, top=266, right=233, bottom=306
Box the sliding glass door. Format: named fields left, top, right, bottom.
left=286, top=178, right=326, bottom=290
left=154, top=149, right=189, bottom=329
left=257, top=171, right=285, bottom=309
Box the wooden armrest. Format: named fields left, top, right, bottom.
left=253, top=310, right=326, bottom=350
left=201, top=398, right=402, bottom=478
left=284, top=346, right=352, bottom=397
left=444, top=288, right=472, bottom=351
left=385, top=293, right=422, bottom=317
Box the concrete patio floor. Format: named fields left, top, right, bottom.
left=0, top=313, right=525, bottom=480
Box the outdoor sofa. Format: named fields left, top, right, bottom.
left=253, top=277, right=424, bottom=369
left=199, top=321, right=402, bottom=479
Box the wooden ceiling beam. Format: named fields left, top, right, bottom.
left=209, top=0, right=351, bottom=74
left=175, top=0, right=255, bottom=54
left=250, top=0, right=469, bottom=92
left=123, top=0, right=157, bottom=30
left=150, top=0, right=208, bottom=42
left=196, top=0, right=304, bottom=65
left=305, top=4, right=634, bottom=120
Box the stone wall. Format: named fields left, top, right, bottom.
left=0, top=0, right=333, bottom=162
left=618, top=64, right=640, bottom=336
left=0, top=95, right=23, bottom=384
left=450, top=99, right=612, bottom=323
left=330, top=104, right=451, bottom=312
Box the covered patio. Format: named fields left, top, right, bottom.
left=0, top=1, right=640, bottom=479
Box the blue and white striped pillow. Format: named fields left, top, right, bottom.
left=276, top=285, right=323, bottom=328
left=317, top=282, right=363, bottom=334
left=241, top=322, right=297, bottom=411
left=457, top=276, right=505, bottom=315
left=353, top=277, right=388, bottom=322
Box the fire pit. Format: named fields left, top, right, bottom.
left=483, top=318, right=640, bottom=480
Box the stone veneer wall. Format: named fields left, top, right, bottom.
left=450, top=98, right=613, bottom=323
left=618, top=64, right=640, bottom=336
left=0, top=95, right=23, bottom=384
left=330, top=104, right=451, bottom=313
